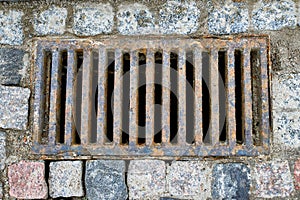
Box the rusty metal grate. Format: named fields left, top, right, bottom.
left=32, top=36, right=271, bottom=158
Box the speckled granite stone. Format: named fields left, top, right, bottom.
left=0, top=10, right=23, bottom=45
left=208, top=1, right=249, bottom=34
left=252, top=0, right=297, bottom=30
left=273, top=111, right=300, bottom=148
left=0, top=132, right=6, bottom=170
left=255, top=161, right=294, bottom=198
left=117, top=3, right=156, bottom=35
left=8, top=161, right=47, bottom=199
left=128, top=160, right=165, bottom=199
left=0, top=86, right=30, bottom=130
left=273, top=74, right=300, bottom=110
left=33, top=6, right=67, bottom=35
left=159, top=0, right=200, bottom=34
left=0, top=48, right=26, bottom=85
left=212, top=163, right=250, bottom=199
left=73, top=4, right=114, bottom=36
left=49, top=161, right=83, bottom=198
left=85, top=160, right=127, bottom=200
left=166, top=161, right=211, bottom=199
left=295, top=159, right=300, bottom=190
left=0, top=182, right=2, bottom=199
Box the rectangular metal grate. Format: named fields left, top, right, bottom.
left=32, top=36, right=271, bottom=157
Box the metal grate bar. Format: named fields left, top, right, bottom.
left=210, top=49, right=219, bottom=146
left=145, top=49, right=155, bottom=146
left=243, top=48, right=253, bottom=147
left=97, top=47, right=107, bottom=144
left=64, top=50, right=76, bottom=145
left=161, top=50, right=171, bottom=144
left=129, top=50, right=139, bottom=146
left=193, top=47, right=203, bottom=145
left=178, top=50, right=186, bottom=145
left=113, top=49, right=123, bottom=145
left=81, top=49, right=93, bottom=145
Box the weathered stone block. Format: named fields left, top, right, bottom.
left=252, top=0, right=297, bottom=30
left=73, top=4, right=114, bottom=36
left=8, top=161, right=47, bottom=199
left=117, top=3, right=156, bottom=35
left=85, top=160, right=127, bottom=200
left=273, top=74, right=300, bottom=110
left=255, top=161, right=294, bottom=198
left=33, top=6, right=67, bottom=35
left=273, top=111, right=300, bottom=148
left=0, top=86, right=30, bottom=130
left=159, top=1, right=200, bottom=34
left=0, top=131, right=6, bottom=170
left=0, top=182, right=2, bottom=199
left=166, top=161, right=211, bottom=198
left=49, top=161, right=83, bottom=198
left=0, top=48, right=26, bottom=85
left=0, top=10, right=23, bottom=45
left=128, top=160, right=165, bottom=199
left=208, top=1, right=249, bottom=34
left=295, top=159, right=300, bottom=190
left=212, top=163, right=250, bottom=199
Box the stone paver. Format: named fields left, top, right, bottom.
left=128, top=160, right=165, bottom=199
left=255, top=161, right=294, bottom=198
left=0, top=131, right=6, bottom=170
left=0, top=86, right=30, bottom=130
left=73, top=4, right=114, bottom=36
left=85, top=160, right=128, bottom=200
left=34, top=6, right=67, bottom=35
left=8, top=161, right=47, bottom=199
left=166, top=161, right=211, bottom=199
left=212, top=163, right=250, bottom=199
left=0, top=10, right=23, bottom=45
left=295, top=159, right=300, bottom=190
left=49, top=161, right=84, bottom=198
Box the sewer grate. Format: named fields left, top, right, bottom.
left=32, top=36, right=271, bottom=158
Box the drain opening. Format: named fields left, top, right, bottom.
left=154, top=51, right=162, bottom=144
left=218, top=51, right=227, bottom=143
left=170, top=52, right=178, bottom=144
left=122, top=53, right=130, bottom=145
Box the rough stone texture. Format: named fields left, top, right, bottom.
left=117, top=3, right=156, bottom=35
left=128, top=160, right=165, bottom=199
left=0, top=10, right=23, bottom=45
left=0, top=86, right=30, bottom=130
left=49, top=161, right=83, bottom=198
left=255, top=161, right=294, bottom=198
left=33, top=6, right=67, bottom=35
left=0, top=182, right=2, bottom=199
left=252, top=0, right=297, bottom=30
left=295, top=158, right=300, bottom=190
left=166, top=161, right=211, bottom=199
left=85, top=160, right=127, bottom=200
left=273, top=111, right=300, bottom=148
left=208, top=1, right=249, bottom=34
left=273, top=73, right=300, bottom=110
left=212, top=163, right=250, bottom=199
left=73, top=4, right=114, bottom=36
left=0, top=48, right=26, bottom=85
left=159, top=0, right=200, bottom=34
left=8, top=161, right=47, bottom=199
left=0, top=131, right=6, bottom=170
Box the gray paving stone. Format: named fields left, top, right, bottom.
left=85, top=160, right=127, bottom=200
left=212, top=163, right=250, bottom=199
left=49, top=161, right=83, bottom=198
left=208, top=1, right=249, bottom=34
left=0, top=48, right=26, bottom=85
left=128, top=160, right=165, bottom=199
left=117, top=3, right=156, bottom=35
left=252, top=0, right=297, bottom=30
left=255, top=161, right=294, bottom=198
left=0, top=10, right=23, bottom=45
left=0, top=182, right=2, bottom=199
left=73, top=4, right=114, bottom=36
left=166, top=161, right=211, bottom=199
left=33, top=6, right=67, bottom=35
left=0, top=86, right=30, bottom=130
left=0, top=132, right=6, bottom=170
left=159, top=1, right=200, bottom=34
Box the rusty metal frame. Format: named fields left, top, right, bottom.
left=32, top=36, right=271, bottom=158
